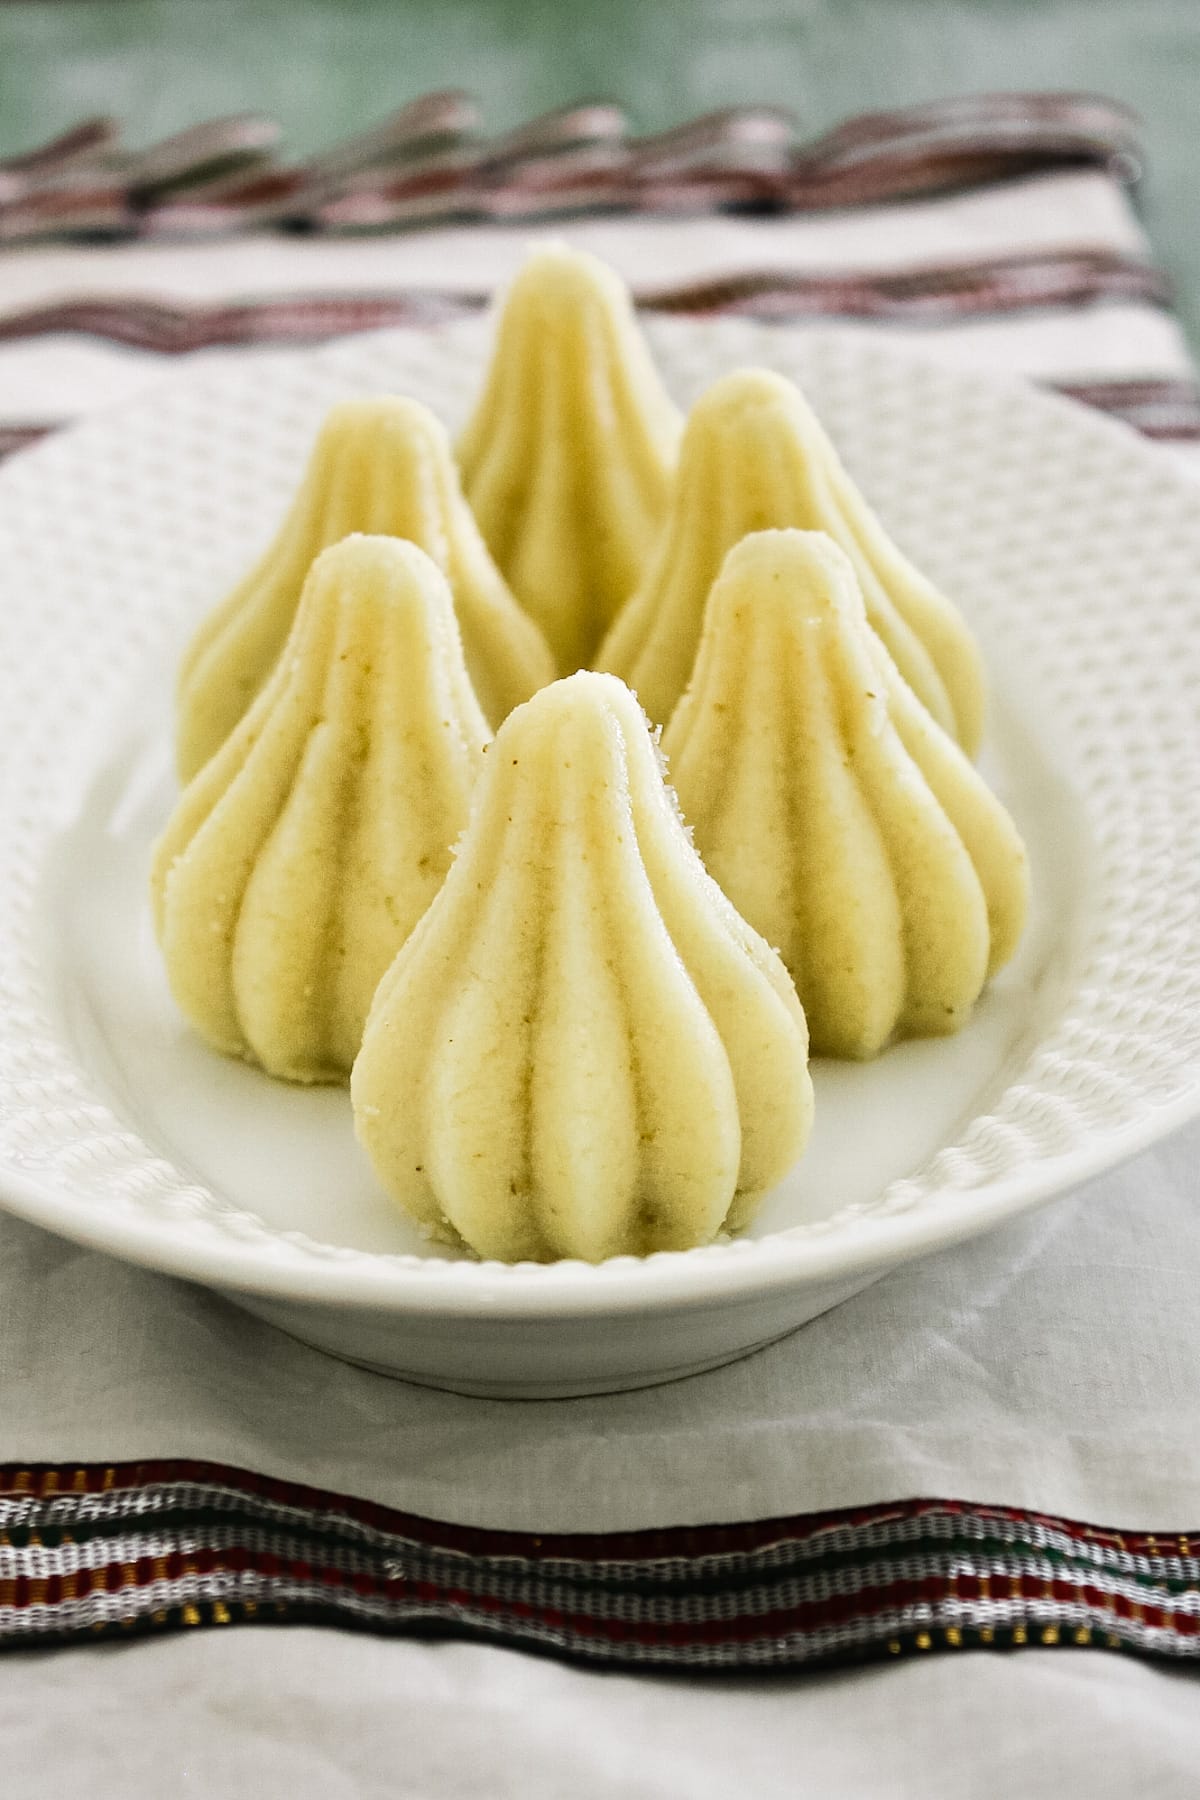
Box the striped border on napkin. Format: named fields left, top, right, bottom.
left=0, top=90, right=1197, bottom=461
left=0, top=92, right=1145, bottom=240
left=1, top=1464, right=1197, bottom=1668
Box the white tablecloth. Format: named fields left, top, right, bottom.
left=2, top=1620, right=1198, bottom=1797
left=3, top=1124, right=1200, bottom=1794
left=5, top=1123, right=1200, bottom=1534
left=2, top=94, right=1199, bottom=1791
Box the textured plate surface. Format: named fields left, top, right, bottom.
left=0, top=319, right=1197, bottom=1395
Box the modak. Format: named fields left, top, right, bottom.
left=352, top=670, right=813, bottom=1260
left=176, top=395, right=553, bottom=779
left=153, top=535, right=491, bottom=1082
left=600, top=367, right=985, bottom=750
left=663, top=530, right=1027, bottom=1058
left=458, top=244, right=681, bottom=674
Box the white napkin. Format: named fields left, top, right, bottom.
left=4, top=1121, right=1199, bottom=1533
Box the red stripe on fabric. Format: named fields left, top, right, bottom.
left=0, top=424, right=56, bottom=457
left=0, top=251, right=1168, bottom=356
left=52, top=1552, right=1169, bottom=1651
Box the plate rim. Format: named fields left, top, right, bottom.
left=0, top=1099, right=1191, bottom=1314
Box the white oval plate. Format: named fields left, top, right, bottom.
left=0, top=319, right=1197, bottom=1397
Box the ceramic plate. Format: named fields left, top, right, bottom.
left=0, top=319, right=1197, bottom=1397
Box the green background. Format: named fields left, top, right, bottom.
left=1, top=0, right=1197, bottom=343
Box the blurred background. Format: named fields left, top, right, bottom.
left=0, top=0, right=1197, bottom=342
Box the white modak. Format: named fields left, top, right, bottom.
left=176, top=395, right=553, bottom=779
left=154, top=245, right=1031, bottom=1263
left=459, top=244, right=681, bottom=676
left=154, top=535, right=491, bottom=1083
left=352, top=672, right=814, bottom=1262
left=600, top=366, right=986, bottom=752
left=663, top=530, right=1027, bottom=1059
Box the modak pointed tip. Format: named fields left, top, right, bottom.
left=308, top=529, right=452, bottom=598
left=300, top=536, right=491, bottom=689
left=352, top=660, right=813, bottom=1264
left=319, top=394, right=462, bottom=478
left=664, top=526, right=1027, bottom=1059
left=691, top=364, right=797, bottom=419
left=719, top=523, right=863, bottom=598
left=507, top=240, right=633, bottom=308
left=511, top=666, right=649, bottom=727
left=318, top=391, right=435, bottom=440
